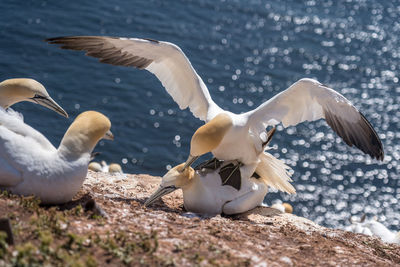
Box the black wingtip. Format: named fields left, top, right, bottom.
left=45, top=36, right=68, bottom=43
left=324, top=109, right=384, bottom=162
left=359, top=112, right=384, bottom=161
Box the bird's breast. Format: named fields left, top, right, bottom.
left=182, top=168, right=262, bottom=215
left=212, top=129, right=259, bottom=165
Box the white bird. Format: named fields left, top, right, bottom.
left=88, top=160, right=123, bottom=174
left=88, top=161, right=103, bottom=172
left=145, top=127, right=294, bottom=214
left=271, top=202, right=293, bottom=213
left=346, top=216, right=400, bottom=244
left=361, top=219, right=400, bottom=244
left=108, top=163, right=123, bottom=174
left=0, top=78, right=68, bottom=117
left=145, top=161, right=269, bottom=215
left=0, top=110, right=113, bottom=204
left=47, top=36, right=384, bottom=177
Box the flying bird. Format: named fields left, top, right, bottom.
left=0, top=110, right=113, bottom=204
left=47, top=36, right=384, bottom=175
left=0, top=78, right=68, bottom=117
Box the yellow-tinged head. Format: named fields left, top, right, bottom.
left=145, top=163, right=195, bottom=207
left=59, top=111, right=113, bottom=159
left=162, top=163, right=195, bottom=188
left=282, top=203, right=293, bottom=214
left=88, top=162, right=103, bottom=172
left=190, top=113, right=233, bottom=156
left=181, top=114, right=233, bottom=171
left=109, top=163, right=123, bottom=173
left=0, top=78, right=68, bottom=117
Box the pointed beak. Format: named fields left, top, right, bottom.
left=145, top=185, right=178, bottom=207
left=90, top=151, right=101, bottom=161
left=262, top=127, right=276, bottom=147
left=32, top=95, right=69, bottom=118
left=179, top=155, right=199, bottom=173
left=103, top=130, right=114, bottom=140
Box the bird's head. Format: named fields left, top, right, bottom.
left=282, top=203, right=293, bottom=213
left=88, top=162, right=103, bottom=172
left=109, top=163, right=123, bottom=173
left=182, top=113, right=233, bottom=171
left=145, top=163, right=195, bottom=206
left=0, top=78, right=68, bottom=117
left=60, top=111, right=113, bottom=158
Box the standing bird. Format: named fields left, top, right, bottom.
left=0, top=110, right=113, bottom=204
left=0, top=78, right=68, bottom=117
left=47, top=36, right=384, bottom=175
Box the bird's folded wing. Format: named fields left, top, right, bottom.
left=246, top=78, right=383, bottom=160
left=0, top=109, right=55, bottom=151
left=47, top=36, right=223, bottom=121
left=0, top=124, right=25, bottom=187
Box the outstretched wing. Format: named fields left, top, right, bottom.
left=246, top=78, right=383, bottom=160
left=47, top=36, right=223, bottom=121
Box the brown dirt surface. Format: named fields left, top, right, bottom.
left=0, top=171, right=399, bottom=266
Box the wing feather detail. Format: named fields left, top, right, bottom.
left=47, top=36, right=223, bottom=121
left=247, top=78, right=383, bottom=160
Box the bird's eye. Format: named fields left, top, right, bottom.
left=33, top=94, right=47, bottom=99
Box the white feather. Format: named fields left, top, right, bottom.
left=0, top=110, right=107, bottom=204
left=48, top=36, right=384, bottom=185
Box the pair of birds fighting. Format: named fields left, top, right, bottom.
left=0, top=35, right=384, bottom=216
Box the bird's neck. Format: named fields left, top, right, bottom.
left=58, top=133, right=97, bottom=161
left=0, top=85, right=29, bottom=108
left=0, top=94, right=20, bottom=109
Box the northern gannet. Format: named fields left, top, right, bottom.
left=0, top=110, right=113, bottom=204
left=361, top=219, right=400, bottom=244
left=88, top=161, right=103, bottom=172
left=47, top=36, right=384, bottom=175
left=271, top=202, right=293, bottom=213
left=346, top=216, right=400, bottom=244
left=145, top=162, right=269, bottom=215
left=145, top=127, right=294, bottom=215
left=0, top=78, right=68, bottom=117
left=108, top=163, right=123, bottom=174
left=88, top=160, right=123, bottom=174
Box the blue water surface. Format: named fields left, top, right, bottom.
left=1, top=0, right=399, bottom=229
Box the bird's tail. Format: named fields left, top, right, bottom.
left=255, top=152, right=296, bottom=194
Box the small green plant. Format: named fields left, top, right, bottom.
left=0, top=231, right=8, bottom=258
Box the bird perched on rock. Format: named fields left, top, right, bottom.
left=88, top=161, right=103, bottom=172
left=145, top=127, right=293, bottom=215
left=346, top=215, right=400, bottom=244
left=47, top=36, right=384, bottom=179
left=271, top=202, right=293, bottom=213
left=145, top=161, right=270, bottom=215
left=88, top=160, right=123, bottom=174
left=361, top=219, right=400, bottom=244
left=108, top=163, right=123, bottom=174
left=0, top=110, right=113, bottom=204
left=0, top=78, right=68, bottom=117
